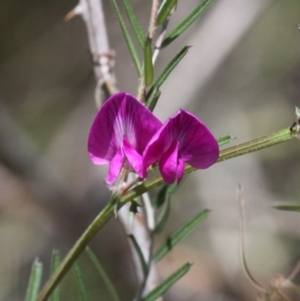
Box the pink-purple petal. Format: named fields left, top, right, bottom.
left=88, top=92, right=163, bottom=183
left=144, top=109, right=219, bottom=180
left=88, top=92, right=162, bottom=165
left=177, top=110, right=219, bottom=169
left=159, top=140, right=179, bottom=184
left=177, top=158, right=185, bottom=184
left=122, top=136, right=145, bottom=178
left=106, top=148, right=124, bottom=184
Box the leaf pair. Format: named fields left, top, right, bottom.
left=110, top=0, right=213, bottom=107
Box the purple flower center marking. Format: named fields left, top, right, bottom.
left=143, top=110, right=219, bottom=184
left=88, top=92, right=162, bottom=184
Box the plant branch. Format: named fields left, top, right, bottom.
left=66, top=0, right=117, bottom=107
left=36, top=125, right=299, bottom=301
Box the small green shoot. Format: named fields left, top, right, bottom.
left=110, top=0, right=142, bottom=75
left=73, top=262, right=91, bottom=301
left=154, top=209, right=210, bottom=262
left=141, top=262, right=192, bottom=301
left=86, top=247, right=121, bottom=301
left=162, top=0, right=212, bottom=48
left=123, top=0, right=145, bottom=48
left=25, top=259, right=43, bottom=301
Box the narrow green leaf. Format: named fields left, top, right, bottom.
left=167, top=182, right=178, bottom=195
left=154, top=209, right=210, bottom=262
left=73, top=263, right=91, bottom=301
left=144, top=36, right=154, bottom=86
left=49, top=250, right=61, bottom=301
left=141, top=262, right=192, bottom=301
left=155, top=193, right=171, bottom=234
left=123, top=0, right=145, bottom=48
left=217, top=135, right=235, bottom=147
left=153, top=185, right=169, bottom=210
left=162, top=0, right=212, bottom=48
left=110, top=0, right=142, bottom=75
left=156, top=0, right=177, bottom=26
left=25, top=259, right=43, bottom=301
left=86, top=247, right=121, bottom=301
left=147, top=46, right=190, bottom=99
left=272, top=205, right=300, bottom=212
left=145, top=85, right=161, bottom=111
left=128, top=234, right=148, bottom=277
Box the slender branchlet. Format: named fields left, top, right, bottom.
left=237, top=184, right=267, bottom=293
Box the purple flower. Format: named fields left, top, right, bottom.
left=143, top=110, right=219, bottom=184
left=88, top=92, right=162, bottom=184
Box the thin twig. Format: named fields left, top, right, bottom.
left=137, top=0, right=160, bottom=102
left=67, top=0, right=161, bottom=296
left=134, top=192, right=160, bottom=301
left=66, top=0, right=117, bottom=107
left=148, top=0, right=160, bottom=39
left=152, top=8, right=175, bottom=64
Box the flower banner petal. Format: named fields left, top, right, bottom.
left=88, top=92, right=126, bottom=164
left=177, top=110, right=219, bottom=169
left=88, top=92, right=162, bottom=170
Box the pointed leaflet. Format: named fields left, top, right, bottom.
left=73, top=263, right=91, bottom=301
left=141, top=262, right=192, bottom=301
left=144, top=36, right=154, bottom=86
left=154, top=209, right=210, bottom=262
left=162, top=0, right=212, bottom=48
left=217, top=135, right=235, bottom=146
left=145, top=86, right=161, bottom=112
left=272, top=205, right=300, bottom=212
left=25, top=259, right=43, bottom=301
left=154, top=190, right=171, bottom=234
left=123, top=0, right=145, bottom=48
left=49, top=250, right=61, bottom=301
left=128, top=234, right=148, bottom=278
left=156, top=0, right=177, bottom=26
left=86, top=247, right=121, bottom=301
left=110, top=0, right=142, bottom=75
left=146, top=46, right=190, bottom=109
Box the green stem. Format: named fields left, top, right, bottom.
left=36, top=126, right=297, bottom=301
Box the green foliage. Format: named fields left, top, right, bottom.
left=128, top=234, right=148, bottom=277
left=86, top=247, right=121, bottom=301
left=49, top=250, right=61, bottom=301
left=146, top=46, right=190, bottom=109
left=156, top=0, right=177, bottom=25
left=217, top=135, right=235, bottom=146
left=154, top=193, right=171, bottom=234
left=162, top=0, right=212, bottom=48
left=73, top=262, right=91, bottom=301
left=145, top=86, right=161, bottom=112
left=25, top=259, right=43, bottom=301
left=110, top=0, right=142, bottom=75
left=123, top=0, right=145, bottom=48
left=154, top=209, right=210, bottom=262
left=153, top=184, right=177, bottom=234
left=273, top=204, right=300, bottom=212
left=144, top=36, right=154, bottom=86
left=140, top=262, right=192, bottom=301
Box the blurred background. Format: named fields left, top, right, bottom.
left=1, top=0, right=300, bottom=300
